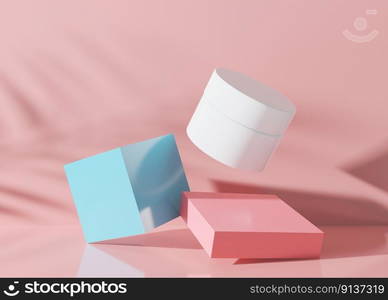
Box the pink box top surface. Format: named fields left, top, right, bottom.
left=183, top=192, right=322, bottom=233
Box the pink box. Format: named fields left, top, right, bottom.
left=181, top=192, right=324, bottom=258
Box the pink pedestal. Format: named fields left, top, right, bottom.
left=181, top=192, right=324, bottom=258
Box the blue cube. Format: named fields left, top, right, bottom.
left=64, top=134, right=190, bottom=243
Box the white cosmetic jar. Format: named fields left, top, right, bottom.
left=187, top=68, right=296, bottom=171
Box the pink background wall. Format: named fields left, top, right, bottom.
left=0, top=0, right=387, bottom=226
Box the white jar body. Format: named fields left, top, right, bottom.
left=187, top=99, right=281, bottom=171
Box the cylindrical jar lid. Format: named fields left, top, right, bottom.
left=203, top=68, right=296, bottom=136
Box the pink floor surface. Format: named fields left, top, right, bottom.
left=1, top=219, right=388, bottom=277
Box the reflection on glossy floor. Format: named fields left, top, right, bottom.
left=1, top=218, right=388, bottom=277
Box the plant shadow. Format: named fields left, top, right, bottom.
left=343, top=145, right=388, bottom=194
